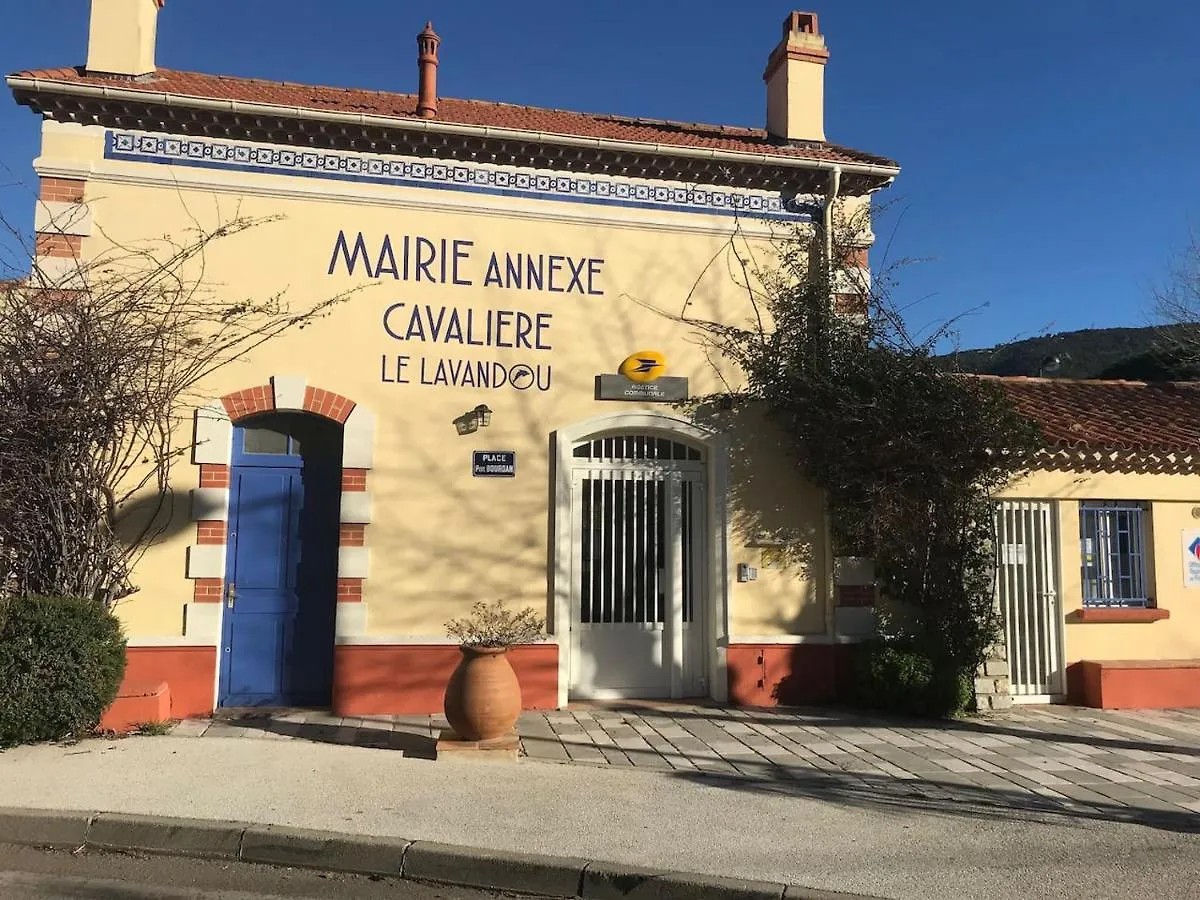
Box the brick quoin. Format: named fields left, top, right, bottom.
left=35, top=233, right=82, bottom=258
left=193, top=578, right=223, bottom=603
left=195, top=520, right=226, bottom=545
left=341, top=469, right=368, bottom=492
left=339, top=524, right=365, bottom=546
left=221, top=385, right=275, bottom=422
left=837, top=584, right=876, bottom=607
left=39, top=177, right=85, bottom=203
left=199, top=463, right=230, bottom=488
left=337, top=578, right=364, bottom=602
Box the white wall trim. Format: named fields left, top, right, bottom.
left=182, top=602, right=223, bottom=644
left=125, top=635, right=219, bottom=648
left=193, top=402, right=232, bottom=465
left=834, top=556, right=875, bottom=586
left=334, top=603, right=368, bottom=639
left=342, top=405, right=376, bottom=469
left=270, top=374, right=307, bottom=411
left=337, top=546, right=370, bottom=578
left=551, top=411, right=730, bottom=709
left=31, top=255, right=86, bottom=289
left=185, top=545, right=225, bottom=579
left=190, top=488, right=229, bottom=522
left=34, top=200, right=93, bottom=236
left=339, top=491, right=372, bottom=524
left=728, top=634, right=869, bottom=645
left=833, top=607, right=877, bottom=638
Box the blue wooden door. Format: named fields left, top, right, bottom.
left=219, top=414, right=341, bottom=707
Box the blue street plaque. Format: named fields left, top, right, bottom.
left=473, top=451, right=516, bottom=477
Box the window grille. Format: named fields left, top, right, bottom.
left=1079, top=502, right=1148, bottom=608
left=572, top=435, right=701, bottom=462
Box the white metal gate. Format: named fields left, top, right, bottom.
left=568, top=435, right=706, bottom=699
left=995, top=501, right=1064, bottom=700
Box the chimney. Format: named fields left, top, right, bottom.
left=86, top=0, right=165, bottom=78
left=763, top=11, right=829, bottom=142
left=416, top=22, right=441, bottom=118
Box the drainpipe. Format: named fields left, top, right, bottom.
left=823, top=164, right=842, bottom=277
left=822, top=164, right=842, bottom=642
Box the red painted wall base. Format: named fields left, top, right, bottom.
left=727, top=643, right=856, bottom=707
left=99, top=681, right=171, bottom=732
left=333, top=643, right=559, bottom=716
left=113, top=646, right=218, bottom=720
left=1070, top=660, right=1200, bottom=709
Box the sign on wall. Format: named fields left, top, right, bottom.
left=596, top=350, right=689, bottom=403
left=473, top=451, right=516, bottom=478
left=1182, top=530, right=1200, bottom=588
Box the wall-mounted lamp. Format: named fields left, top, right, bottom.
left=453, top=404, right=494, bottom=435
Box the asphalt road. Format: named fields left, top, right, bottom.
left=0, top=844, right=523, bottom=899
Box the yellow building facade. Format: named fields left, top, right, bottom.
left=12, top=3, right=1195, bottom=718
left=10, top=2, right=897, bottom=717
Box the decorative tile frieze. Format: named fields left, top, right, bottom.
left=105, top=129, right=821, bottom=223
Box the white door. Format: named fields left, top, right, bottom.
left=568, top=435, right=706, bottom=699
left=995, top=501, right=1065, bottom=700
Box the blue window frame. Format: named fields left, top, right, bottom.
left=1079, top=502, right=1149, bottom=608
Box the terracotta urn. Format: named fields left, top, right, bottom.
left=443, top=645, right=522, bottom=741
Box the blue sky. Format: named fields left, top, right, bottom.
left=1, top=1, right=1196, bottom=351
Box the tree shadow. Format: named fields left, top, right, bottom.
left=664, top=758, right=1200, bottom=835
left=208, top=710, right=438, bottom=760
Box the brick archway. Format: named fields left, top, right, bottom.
left=185, top=375, right=376, bottom=645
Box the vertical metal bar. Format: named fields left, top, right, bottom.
left=1039, top=503, right=1055, bottom=694
left=580, top=475, right=591, bottom=625
left=667, top=473, right=684, bottom=699
left=594, top=472, right=603, bottom=626
left=1030, top=502, right=1046, bottom=692
left=633, top=469, right=643, bottom=624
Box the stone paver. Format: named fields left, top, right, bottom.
left=177, top=703, right=1200, bottom=824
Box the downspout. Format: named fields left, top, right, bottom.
left=823, top=164, right=842, bottom=277
left=822, top=164, right=842, bottom=641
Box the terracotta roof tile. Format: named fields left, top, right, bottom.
left=985, top=375, right=1200, bottom=453
left=9, top=66, right=898, bottom=170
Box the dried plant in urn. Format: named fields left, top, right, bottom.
left=443, top=601, right=546, bottom=741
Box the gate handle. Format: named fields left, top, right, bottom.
left=226, top=582, right=236, bottom=609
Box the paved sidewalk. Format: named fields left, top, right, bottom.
left=188, top=704, right=1200, bottom=820
left=2, top=706, right=1200, bottom=900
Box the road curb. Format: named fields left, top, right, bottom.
left=0, top=806, right=882, bottom=899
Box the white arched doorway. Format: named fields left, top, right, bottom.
left=552, top=413, right=729, bottom=706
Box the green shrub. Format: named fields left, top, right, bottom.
left=852, top=641, right=973, bottom=718
left=0, top=595, right=126, bottom=747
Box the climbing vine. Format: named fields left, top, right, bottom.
left=678, top=208, right=1042, bottom=713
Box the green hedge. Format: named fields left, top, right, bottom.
left=852, top=640, right=973, bottom=718
left=0, top=595, right=127, bottom=747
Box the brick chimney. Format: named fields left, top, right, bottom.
left=763, top=11, right=829, bottom=142
left=86, top=0, right=165, bottom=78
left=416, top=22, right=441, bottom=118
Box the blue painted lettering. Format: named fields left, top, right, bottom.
left=415, top=237, right=436, bottom=282
left=566, top=257, right=587, bottom=293
left=375, top=235, right=399, bottom=279
left=494, top=310, right=514, bottom=348
left=452, top=240, right=473, bottom=286
left=547, top=255, right=564, bottom=293
left=535, top=313, right=553, bottom=350
left=588, top=258, right=604, bottom=295
left=444, top=308, right=464, bottom=343
left=328, top=230, right=374, bottom=278
left=483, top=252, right=504, bottom=288
left=505, top=253, right=522, bottom=289
left=382, top=302, right=407, bottom=340
left=525, top=255, right=544, bottom=292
